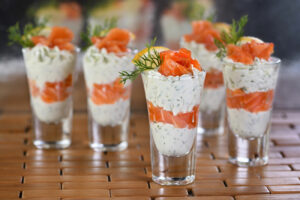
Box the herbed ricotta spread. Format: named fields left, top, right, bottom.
left=88, top=98, right=130, bottom=126
left=227, top=108, right=271, bottom=138
left=200, top=86, right=225, bottom=113
left=223, top=57, right=279, bottom=93
left=142, top=69, right=205, bottom=115
left=83, top=46, right=134, bottom=87
left=150, top=122, right=196, bottom=157
left=23, top=45, right=76, bottom=88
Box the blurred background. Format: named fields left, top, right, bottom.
left=0, top=0, right=300, bottom=112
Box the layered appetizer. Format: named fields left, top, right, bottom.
left=82, top=19, right=134, bottom=151
left=121, top=40, right=205, bottom=185
left=181, top=20, right=230, bottom=135
left=216, top=16, right=280, bottom=166
left=8, top=22, right=77, bottom=148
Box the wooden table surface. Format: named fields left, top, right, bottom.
left=1, top=74, right=300, bottom=199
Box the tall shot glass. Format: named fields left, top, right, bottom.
left=23, top=46, right=80, bottom=149
left=223, top=57, right=281, bottom=167
left=83, top=47, right=135, bottom=151
left=142, top=70, right=206, bottom=185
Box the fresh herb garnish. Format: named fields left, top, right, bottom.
left=215, top=15, right=248, bottom=58
left=81, top=17, right=118, bottom=50
left=120, top=38, right=162, bottom=84
left=8, top=21, right=47, bottom=48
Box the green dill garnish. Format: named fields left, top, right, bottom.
left=120, top=38, right=162, bottom=84
left=81, top=17, right=118, bottom=50
left=215, top=15, right=248, bottom=59
left=8, top=21, right=47, bottom=48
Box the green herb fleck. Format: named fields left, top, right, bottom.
left=120, top=38, right=162, bottom=84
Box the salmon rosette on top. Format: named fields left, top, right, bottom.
left=217, top=16, right=279, bottom=138
left=82, top=19, right=135, bottom=126
left=180, top=20, right=231, bottom=113
left=8, top=23, right=77, bottom=123
left=121, top=41, right=206, bottom=156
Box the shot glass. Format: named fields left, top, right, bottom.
left=83, top=47, right=135, bottom=151
left=142, top=70, right=206, bottom=185
left=223, top=57, right=281, bottom=167
left=23, top=47, right=80, bottom=149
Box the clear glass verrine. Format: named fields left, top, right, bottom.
left=142, top=69, right=206, bottom=185
left=223, top=57, right=281, bottom=167
left=83, top=47, right=136, bottom=151
left=22, top=46, right=80, bottom=149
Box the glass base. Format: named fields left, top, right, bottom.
left=198, top=108, right=225, bottom=136
left=33, top=116, right=71, bottom=149
left=90, top=141, right=128, bottom=152
left=34, top=139, right=71, bottom=149
left=228, top=126, right=269, bottom=167
left=152, top=174, right=195, bottom=186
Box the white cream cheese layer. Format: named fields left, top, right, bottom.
left=150, top=122, right=196, bottom=157
left=31, top=97, right=72, bottom=123
left=88, top=98, right=130, bottom=126
left=227, top=108, right=271, bottom=138
left=83, top=46, right=134, bottom=87
left=180, top=39, right=222, bottom=71
left=223, top=58, right=279, bottom=93
left=200, top=86, right=225, bottom=113
left=23, top=45, right=76, bottom=123
left=142, top=69, right=205, bottom=115
left=161, top=16, right=191, bottom=42
left=23, top=45, right=76, bottom=88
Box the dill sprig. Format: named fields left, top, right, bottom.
left=120, top=38, right=162, bottom=84
left=81, top=17, right=118, bottom=50
left=215, top=15, right=248, bottom=58
left=8, top=21, right=47, bottom=48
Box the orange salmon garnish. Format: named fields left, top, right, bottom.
left=31, top=26, right=74, bottom=51
left=90, top=78, right=131, bottom=105
left=147, top=101, right=199, bottom=129
left=158, top=48, right=202, bottom=76
left=91, top=28, right=130, bottom=54
left=184, top=21, right=222, bottom=51
left=227, top=40, right=274, bottom=65
left=204, top=68, right=224, bottom=89
left=226, top=88, right=274, bottom=113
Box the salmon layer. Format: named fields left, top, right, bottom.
left=90, top=78, right=130, bottom=105
left=147, top=101, right=199, bottom=129
left=29, top=74, right=72, bottom=103
left=204, top=68, right=224, bottom=89
left=226, top=88, right=274, bottom=113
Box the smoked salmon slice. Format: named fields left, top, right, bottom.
left=91, top=78, right=131, bottom=105
left=158, top=48, right=202, bottom=76
left=226, top=88, right=274, bottom=113
left=29, top=74, right=73, bottom=103
left=147, top=101, right=199, bottom=129
left=204, top=68, right=224, bottom=89
left=227, top=41, right=274, bottom=65
left=31, top=26, right=74, bottom=51
left=92, top=28, right=130, bottom=54
left=184, top=21, right=222, bottom=51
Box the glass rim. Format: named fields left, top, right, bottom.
left=142, top=69, right=206, bottom=80
left=224, top=56, right=281, bottom=66
left=22, top=46, right=81, bottom=53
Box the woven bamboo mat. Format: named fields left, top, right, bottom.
left=0, top=111, right=300, bottom=199
left=1, top=74, right=300, bottom=199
